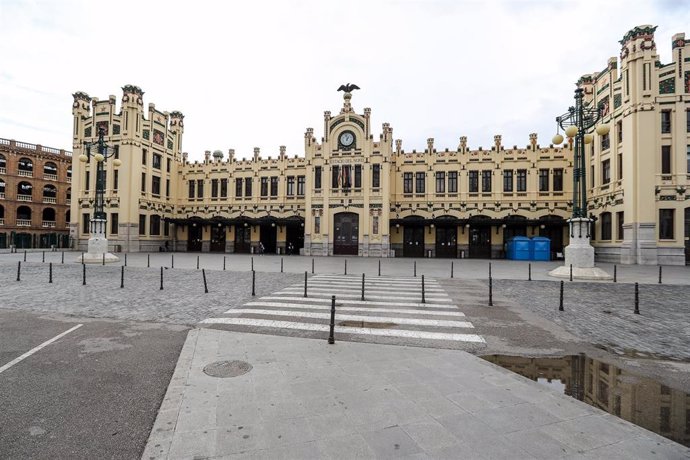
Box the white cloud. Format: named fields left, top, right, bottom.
left=0, top=0, right=688, bottom=160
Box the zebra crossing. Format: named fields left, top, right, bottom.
left=201, top=274, right=485, bottom=348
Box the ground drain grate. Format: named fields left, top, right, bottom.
left=203, top=360, right=252, bottom=378
left=339, top=320, right=397, bottom=329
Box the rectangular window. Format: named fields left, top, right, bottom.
left=261, top=177, right=268, bottom=197
left=539, top=169, right=549, bottom=192
left=342, top=165, right=351, bottom=188
left=166, top=179, right=170, bottom=197
left=659, top=209, right=674, bottom=239
left=661, top=146, right=671, bottom=174
left=601, top=212, right=612, bottom=240
left=82, top=213, right=90, bottom=233
left=372, top=164, right=380, bottom=188
left=164, top=220, right=169, bottom=236
left=297, top=175, right=305, bottom=195
left=270, top=176, right=278, bottom=196
left=661, top=110, right=671, bottom=134
left=617, top=153, right=623, bottom=180
left=167, top=158, right=171, bottom=172
left=372, top=216, right=379, bottom=235
left=139, top=214, right=146, bottom=235
left=152, top=153, right=162, bottom=170
left=235, top=178, right=243, bottom=197
left=403, top=172, right=413, bottom=194
left=354, top=165, right=362, bottom=188
left=141, top=172, right=146, bottom=193
left=600, top=133, right=610, bottom=151
left=211, top=179, right=218, bottom=198
left=503, top=170, right=513, bottom=192
left=110, top=213, right=118, bottom=235
left=114, top=145, right=119, bottom=159
left=436, top=171, right=445, bottom=193
left=220, top=178, right=227, bottom=198
left=152, top=176, right=161, bottom=196
left=196, top=179, right=204, bottom=198
left=687, top=109, right=690, bottom=133
left=113, top=170, right=119, bottom=190
left=591, top=165, right=595, bottom=188
left=287, top=176, right=295, bottom=196
left=332, top=166, right=339, bottom=189
left=314, top=216, right=320, bottom=234
left=315, top=166, right=322, bottom=189
left=85, top=170, right=90, bottom=190
left=516, top=169, right=527, bottom=192
left=142, top=148, right=147, bottom=165
left=602, top=160, right=611, bottom=184
left=150, top=215, right=161, bottom=236
left=245, top=177, right=252, bottom=197
left=415, top=172, right=425, bottom=194
left=469, top=171, right=478, bottom=193
left=617, top=211, right=624, bottom=240
left=448, top=171, right=457, bottom=193
left=616, top=121, right=623, bottom=143
left=553, top=169, right=563, bottom=191
left=188, top=180, right=195, bottom=199
left=481, top=170, right=491, bottom=193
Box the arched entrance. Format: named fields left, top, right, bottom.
left=539, top=215, right=566, bottom=260
left=284, top=217, right=305, bottom=255
left=434, top=216, right=458, bottom=258
left=187, top=223, right=203, bottom=252
left=260, top=219, right=277, bottom=254
left=402, top=216, right=425, bottom=257
left=210, top=224, right=226, bottom=252
left=234, top=222, right=251, bottom=254
left=333, top=212, right=359, bottom=255
left=468, top=216, right=491, bottom=258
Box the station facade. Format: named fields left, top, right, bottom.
left=69, top=25, right=690, bottom=264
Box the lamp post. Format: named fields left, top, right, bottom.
left=549, top=88, right=610, bottom=279
left=78, top=127, right=121, bottom=263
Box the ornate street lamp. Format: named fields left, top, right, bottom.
left=549, top=88, right=611, bottom=280
left=78, top=127, right=121, bottom=263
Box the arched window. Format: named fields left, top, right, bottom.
left=67, top=166, right=72, bottom=181
left=17, top=157, right=33, bottom=176
left=17, top=182, right=32, bottom=199
left=43, top=184, right=57, bottom=198
left=0, top=154, right=6, bottom=171
left=66, top=187, right=71, bottom=201
left=43, top=161, right=58, bottom=179
left=0, top=179, right=5, bottom=196
left=42, top=208, right=56, bottom=225
left=16, top=205, right=32, bottom=223
left=66, top=209, right=71, bottom=223
left=150, top=215, right=161, bottom=235
left=601, top=212, right=612, bottom=241
left=0, top=204, right=4, bottom=219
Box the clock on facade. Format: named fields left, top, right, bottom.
left=339, top=131, right=355, bottom=148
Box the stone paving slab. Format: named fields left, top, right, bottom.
left=142, top=328, right=690, bottom=459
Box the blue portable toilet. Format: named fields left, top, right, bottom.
left=531, top=236, right=551, bottom=261
left=511, top=236, right=531, bottom=260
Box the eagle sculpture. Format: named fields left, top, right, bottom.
left=337, top=83, right=360, bottom=93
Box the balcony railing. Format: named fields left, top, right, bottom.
left=17, top=194, right=32, bottom=202
left=17, top=219, right=31, bottom=226
left=67, top=176, right=71, bottom=183
left=0, top=218, right=4, bottom=225
left=18, top=170, right=33, bottom=177
left=43, top=197, right=57, bottom=204
left=0, top=192, right=4, bottom=199
left=42, top=221, right=56, bottom=228
left=44, top=173, right=58, bottom=181
left=0, top=167, right=5, bottom=174
left=66, top=199, right=71, bottom=205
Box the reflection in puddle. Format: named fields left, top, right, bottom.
left=482, top=354, right=690, bottom=447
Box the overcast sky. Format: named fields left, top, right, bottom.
left=1, top=0, right=688, bottom=161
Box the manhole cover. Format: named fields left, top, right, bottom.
left=203, top=360, right=252, bottom=378
left=339, top=320, right=396, bottom=329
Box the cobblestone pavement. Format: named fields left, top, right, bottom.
left=0, top=260, right=301, bottom=325
left=491, top=279, right=690, bottom=361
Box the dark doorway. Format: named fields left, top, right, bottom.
left=15, top=232, right=32, bottom=249
left=469, top=226, right=491, bottom=258
left=285, top=223, right=304, bottom=255
left=260, top=223, right=277, bottom=254
left=685, top=208, right=690, bottom=265
left=403, top=225, right=424, bottom=257
left=333, top=212, right=359, bottom=255
left=210, top=226, right=225, bottom=252
left=435, top=225, right=457, bottom=258
left=234, top=225, right=251, bottom=254
left=539, top=218, right=566, bottom=259
left=188, top=225, right=202, bottom=252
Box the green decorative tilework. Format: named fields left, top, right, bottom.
left=143, top=129, right=150, bottom=140
left=659, top=78, right=675, bottom=94
left=613, top=93, right=622, bottom=109
left=113, top=124, right=120, bottom=135
left=84, top=126, right=92, bottom=137
left=167, top=139, right=173, bottom=150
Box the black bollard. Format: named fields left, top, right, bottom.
left=120, top=266, right=124, bottom=289
left=49, top=262, right=52, bottom=284
left=658, top=266, right=662, bottom=284
left=281, top=257, right=283, bottom=273
left=23, top=250, right=26, bottom=262
left=81, top=251, right=85, bottom=265
left=124, top=253, right=127, bottom=266
left=42, top=251, right=45, bottom=263
left=361, top=273, right=365, bottom=301
left=311, top=258, right=314, bottom=274
left=251, top=270, right=256, bottom=296
left=82, top=263, right=86, bottom=286
left=202, top=269, right=208, bottom=294
left=634, top=282, right=640, bottom=314
left=569, top=264, right=573, bottom=282
left=378, top=259, right=381, bottom=277
left=488, top=275, right=493, bottom=306
left=160, top=266, right=164, bottom=290
left=613, top=265, right=617, bottom=283
left=344, top=259, right=347, bottom=275
left=528, top=263, right=531, bottom=281
left=251, top=256, right=254, bottom=271
left=223, top=256, right=226, bottom=271
left=422, top=275, right=426, bottom=304
left=328, top=295, right=336, bottom=345
left=16, top=261, right=21, bottom=282
left=103, top=252, right=105, bottom=266
left=489, top=262, right=492, bottom=278
left=304, top=271, right=308, bottom=298
left=147, top=254, right=150, bottom=268
left=171, top=253, right=174, bottom=268
left=451, top=261, right=454, bottom=279
left=414, top=261, right=417, bottom=277
left=559, top=280, right=564, bottom=311
left=61, top=251, right=64, bottom=264
left=197, top=255, right=200, bottom=270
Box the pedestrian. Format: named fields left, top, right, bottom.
left=259, top=242, right=265, bottom=255
left=164, top=240, right=169, bottom=252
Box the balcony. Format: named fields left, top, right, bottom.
left=18, top=170, right=33, bottom=177
left=43, top=197, right=57, bottom=204
left=17, top=219, right=31, bottom=226
left=44, top=173, right=58, bottom=181
left=0, top=218, right=4, bottom=225
left=42, top=221, right=56, bottom=228
left=67, top=176, right=71, bottom=183
left=17, top=194, right=32, bottom=202
left=0, top=192, right=4, bottom=199
left=0, top=167, right=5, bottom=174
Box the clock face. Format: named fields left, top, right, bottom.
left=339, top=131, right=354, bottom=147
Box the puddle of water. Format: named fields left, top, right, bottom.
left=339, top=320, right=396, bottom=329
left=482, top=354, right=690, bottom=447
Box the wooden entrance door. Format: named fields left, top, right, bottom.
left=260, top=224, right=277, bottom=254
left=210, top=226, right=225, bottom=252
left=234, top=225, right=251, bottom=253
left=435, top=225, right=457, bottom=258
left=469, top=226, right=491, bottom=258
left=188, top=225, right=202, bottom=252
left=403, top=225, right=425, bottom=257
left=333, top=212, right=359, bottom=255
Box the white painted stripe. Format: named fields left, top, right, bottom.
left=279, top=289, right=451, bottom=301
left=201, top=318, right=485, bottom=343
left=224, top=309, right=474, bottom=328
left=312, top=276, right=441, bottom=285
left=242, top=301, right=466, bottom=317
left=259, top=296, right=458, bottom=309
left=303, top=282, right=445, bottom=292
left=0, top=324, right=83, bottom=375
left=276, top=291, right=453, bottom=302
